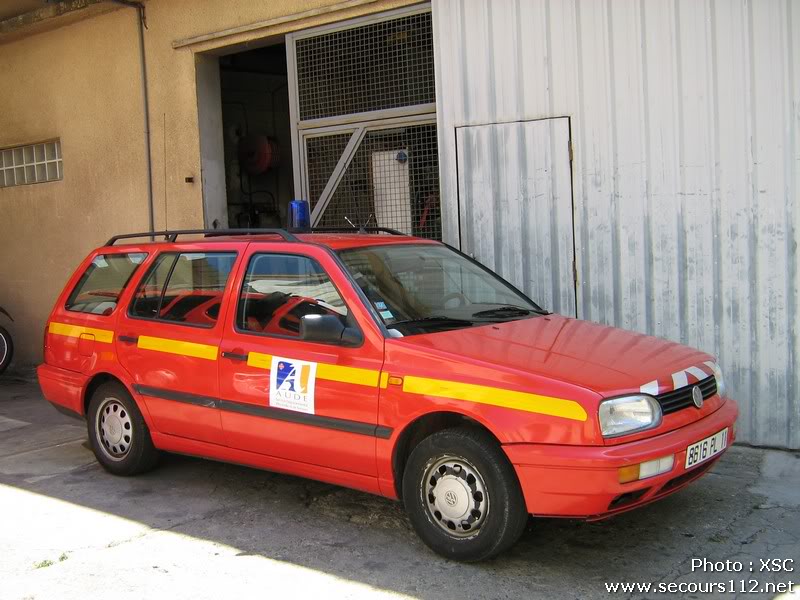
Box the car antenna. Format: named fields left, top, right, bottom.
left=361, top=213, right=375, bottom=233
left=344, top=214, right=376, bottom=233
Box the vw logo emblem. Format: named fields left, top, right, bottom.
left=692, top=386, right=704, bottom=408
left=444, top=490, right=458, bottom=506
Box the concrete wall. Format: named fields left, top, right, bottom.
left=433, top=0, right=800, bottom=448
left=0, top=0, right=418, bottom=366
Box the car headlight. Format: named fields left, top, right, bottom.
left=599, top=395, right=662, bottom=438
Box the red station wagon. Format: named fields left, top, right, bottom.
left=38, top=228, right=738, bottom=561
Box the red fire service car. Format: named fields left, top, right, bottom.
left=38, top=228, right=738, bottom=561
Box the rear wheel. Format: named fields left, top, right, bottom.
left=0, top=326, right=13, bottom=375
left=87, top=382, right=160, bottom=475
left=402, top=427, right=528, bottom=561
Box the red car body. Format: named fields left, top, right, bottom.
left=38, top=232, right=738, bottom=519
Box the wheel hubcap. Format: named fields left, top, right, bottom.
left=423, top=455, right=488, bottom=537
left=0, top=334, right=7, bottom=365
left=96, top=398, right=132, bottom=460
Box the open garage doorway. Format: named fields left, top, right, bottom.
left=196, top=6, right=439, bottom=235
left=219, top=43, right=292, bottom=228
left=196, top=41, right=293, bottom=230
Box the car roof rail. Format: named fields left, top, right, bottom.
left=104, top=228, right=299, bottom=246
left=303, top=227, right=407, bottom=236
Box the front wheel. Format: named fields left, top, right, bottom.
left=87, top=382, right=160, bottom=475
left=0, top=326, right=13, bottom=376
left=402, top=427, right=528, bottom=561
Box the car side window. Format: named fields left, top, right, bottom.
left=65, top=253, right=147, bottom=315
left=129, top=252, right=237, bottom=327
left=236, top=254, right=348, bottom=338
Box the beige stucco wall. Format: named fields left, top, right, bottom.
left=0, top=0, right=420, bottom=366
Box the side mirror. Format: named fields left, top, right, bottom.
left=300, top=314, right=362, bottom=346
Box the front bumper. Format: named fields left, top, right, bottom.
left=504, top=398, right=739, bottom=518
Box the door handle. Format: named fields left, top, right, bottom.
left=221, top=350, right=248, bottom=361
left=118, top=335, right=138, bottom=344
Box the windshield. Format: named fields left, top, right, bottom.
left=338, top=244, right=545, bottom=335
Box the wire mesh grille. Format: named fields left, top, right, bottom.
left=315, top=123, right=441, bottom=239
left=305, top=133, right=352, bottom=211
left=295, top=12, right=435, bottom=121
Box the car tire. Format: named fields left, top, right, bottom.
left=402, top=427, right=528, bottom=562
left=0, top=326, right=13, bottom=376
left=87, top=382, right=160, bottom=476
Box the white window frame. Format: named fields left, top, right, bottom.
left=0, top=139, right=63, bottom=188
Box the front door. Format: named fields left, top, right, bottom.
left=456, top=117, right=576, bottom=317
left=115, top=244, right=243, bottom=446
left=218, top=242, right=385, bottom=476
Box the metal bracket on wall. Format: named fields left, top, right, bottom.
left=310, top=127, right=366, bottom=227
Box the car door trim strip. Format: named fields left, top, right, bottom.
left=218, top=400, right=393, bottom=438
left=133, top=384, right=393, bottom=439
left=135, top=384, right=217, bottom=408
left=48, top=322, right=114, bottom=344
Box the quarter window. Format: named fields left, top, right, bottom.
left=237, top=254, right=348, bottom=337
left=129, top=252, right=237, bottom=327
left=66, top=253, right=147, bottom=315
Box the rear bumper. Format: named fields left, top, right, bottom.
left=37, top=363, right=87, bottom=419
left=504, top=399, right=739, bottom=518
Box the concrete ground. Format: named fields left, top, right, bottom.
left=0, top=375, right=798, bottom=600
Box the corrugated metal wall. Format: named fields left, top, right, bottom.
left=433, top=0, right=799, bottom=448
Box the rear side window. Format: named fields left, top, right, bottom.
left=236, top=254, right=348, bottom=337
left=129, top=252, right=237, bottom=327
left=66, top=253, right=147, bottom=315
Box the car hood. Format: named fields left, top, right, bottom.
left=394, top=313, right=712, bottom=397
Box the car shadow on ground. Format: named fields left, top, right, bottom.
left=1, top=377, right=795, bottom=600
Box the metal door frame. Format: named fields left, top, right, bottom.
left=454, top=116, right=578, bottom=317
left=300, top=113, right=437, bottom=226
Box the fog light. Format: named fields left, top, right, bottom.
left=618, top=455, right=675, bottom=484
left=639, top=455, right=674, bottom=479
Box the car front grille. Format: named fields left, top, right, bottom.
left=655, top=375, right=717, bottom=415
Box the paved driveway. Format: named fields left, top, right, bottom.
left=1, top=376, right=798, bottom=599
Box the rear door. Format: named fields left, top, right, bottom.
left=116, top=243, right=244, bottom=446
left=218, top=242, right=385, bottom=476
left=47, top=250, right=148, bottom=375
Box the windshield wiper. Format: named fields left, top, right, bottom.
left=471, top=306, right=533, bottom=318
left=390, top=315, right=475, bottom=327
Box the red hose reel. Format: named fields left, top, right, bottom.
left=238, top=135, right=279, bottom=175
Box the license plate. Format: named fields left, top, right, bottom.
left=685, top=428, right=728, bottom=469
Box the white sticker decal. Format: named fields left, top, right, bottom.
left=685, top=365, right=708, bottom=382
left=640, top=380, right=660, bottom=395
left=269, top=356, right=317, bottom=414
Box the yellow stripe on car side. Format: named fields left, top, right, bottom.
left=48, top=322, right=114, bottom=344
left=246, top=352, right=585, bottom=421
left=48, top=321, right=585, bottom=421
left=402, top=375, right=589, bottom=422
left=317, top=363, right=381, bottom=387
left=247, top=351, right=380, bottom=387
left=137, top=335, right=218, bottom=361
left=247, top=351, right=273, bottom=369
